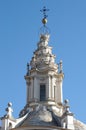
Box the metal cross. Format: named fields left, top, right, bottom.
left=40, top=6, right=49, bottom=18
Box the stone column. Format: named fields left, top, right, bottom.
left=57, top=77, right=63, bottom=104
left=48, top=75, right=52, bottom=100
left=34, top=77, right=39, bottom=101
left=30, top=77, right=34, bottom=101
left=26, top=81, right=29, bottom=103
left=51, top=76, right=54, bottom=100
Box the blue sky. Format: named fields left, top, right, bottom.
left=0, top=0, right=86, bottom=124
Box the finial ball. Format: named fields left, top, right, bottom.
left=42, top=18, right=47, bottom=24
left=8, top=102, right=12, bottom=107
left=64, top=99, right=69, bottom=104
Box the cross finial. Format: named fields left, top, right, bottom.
left=40, top=6, right=49, bottom=25
left=39, top=7, right=50, bottom=35
left=40, top=6, right=49, bottom=19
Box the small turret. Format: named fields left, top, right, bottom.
left=62, top=100, right=75, bottom=129
left=1, top=103, right=16, bottom=130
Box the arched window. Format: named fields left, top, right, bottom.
left=9, top=122, right=12, bottom=128
left=40, top=84, right=46, bottom=101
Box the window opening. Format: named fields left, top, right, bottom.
left=40, top=84, right=46, bottom=101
